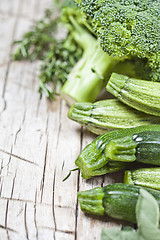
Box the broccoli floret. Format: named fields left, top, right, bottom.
left=77, top=0, right=160, bottom=81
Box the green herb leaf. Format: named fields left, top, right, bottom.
left=13, top=7, right=59, bottom=61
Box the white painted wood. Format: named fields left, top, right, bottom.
left=0, top=0, right=124, bottom=239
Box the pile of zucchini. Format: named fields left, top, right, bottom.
left=68, top=73, right=160, bottom=134
left=67, top=73, right=160, bottom=225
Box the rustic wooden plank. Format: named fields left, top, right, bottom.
left=0, top=0, right=56, bottom=239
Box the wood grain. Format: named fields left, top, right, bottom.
left=0, top=0, right=123, bottom=239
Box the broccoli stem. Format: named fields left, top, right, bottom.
left=60, top=16, right=118, bottom=106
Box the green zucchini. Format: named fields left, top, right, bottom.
left=104, top=130, right=160, bottom=164
left=68, top=99, right=160, bottom=135
left=106, top=73, right=160, bottom=116
left=75, top=125, right=160, bottom=179
left=124, top=168, right=160, bottom=190
left=105, top=131, right=160, bottom=165
left=78, top=183, right=160, bottom=223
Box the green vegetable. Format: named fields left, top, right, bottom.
left=60, top=13, right=118, bottom=105
left=107, top=73, right=160, bottom=116
left=124, top=168, right=160, bottom=191
left=14, top=0, right=120, bottom=105
left=101, top=189, right=160, bottom=240
left=61, top=0, right=159, bottom=105
left=77, top=0, right=160, bottom=82
left=75, top=125, right=160, bottom=179
left=68, top=99, right=160, bottom=135
left=78, top=183, right=160, bottom=223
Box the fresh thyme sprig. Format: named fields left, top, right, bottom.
left=13, top=8, right=59, bottom=61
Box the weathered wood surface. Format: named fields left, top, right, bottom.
left=0, top=0, right=124, bottom=239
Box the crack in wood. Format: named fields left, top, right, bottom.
left=14, top=109, right=26, bottom=146
left=54, top=205, right=73, bottom=209
left=0, top=224, right=18, bottom=233
left=0, top=146, right=13, bottom=175
left=16, top=207, right=24, bottom=217
left=22, top=109, right=26, bottom=125
left=14, top=128, right=21, bottom=146
left=34, top=190, right=39, bottom=240
left=6, top=145, right=13, bottom=182
left=5, top=199, right=10, bottom=240
left=0, top=98, right=7, bottom=116
left=24, top=203, right=29, bottom=240
left=0, top=158, right=4, bottom=197
left=0, top=148, right=39, bottom=166
left=56, top=229, right=75, bottom=235
left=52, top=169, right=56, bottom=239
left=40, top=137, right=48, bottom=203
left=0, top=196, right=52, bottom=206
left=61, top=161, right=64, bottom=171
left=40, top=114, right=49, bottom=203
left=10, top=170, right=17, bottom=199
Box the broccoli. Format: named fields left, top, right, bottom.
left=60, top=5, right=120, bottom=105
left=76, top=0, right=160, bottom=82
left=14, top=1, right=120, bottom=103
left=15, top=0, right=159, bottom=103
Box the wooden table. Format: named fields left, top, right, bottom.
left=0, top=0, right=124, bottom=239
